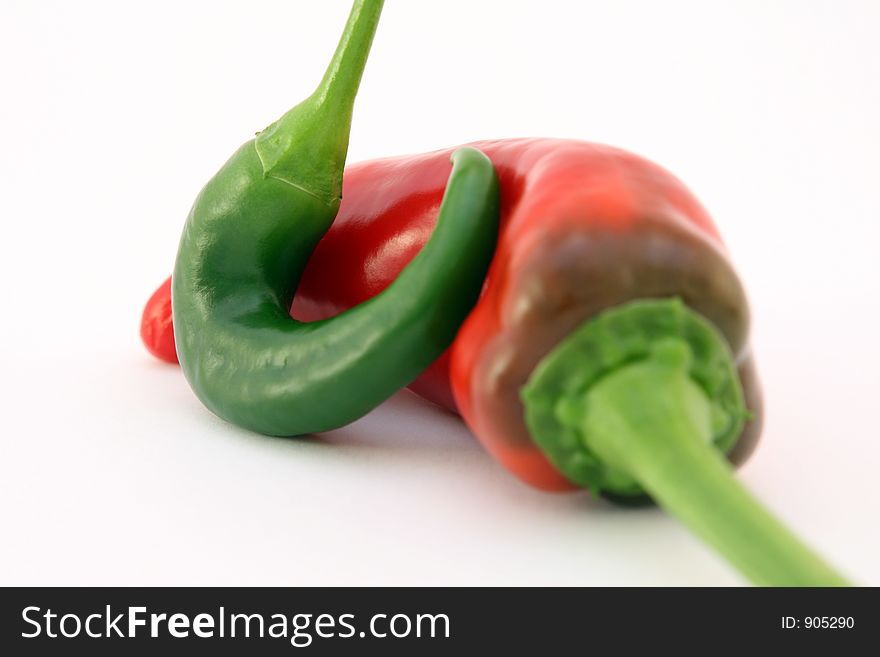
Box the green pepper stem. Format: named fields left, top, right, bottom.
left=255, top=0, right=384, bottom=203
left=581, top=339, right=849, bottom=586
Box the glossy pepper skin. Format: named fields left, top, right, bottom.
left=171, top=0, right=499, bottom=436
left=144, top=138, right=761, bottom=471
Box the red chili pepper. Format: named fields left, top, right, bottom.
left=141, top=137, right=761, bottom=488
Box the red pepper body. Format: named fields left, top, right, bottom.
left=141, top=276, right=177, bottom=364
left=290, top=145, right=466, bottom=412
left=142, top=138, right=761, bottom=490
left=446, top=141, right=760, bottom=490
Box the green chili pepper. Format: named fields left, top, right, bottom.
left=172, top=0, right=500, bottom=436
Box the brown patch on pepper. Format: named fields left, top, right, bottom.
left=469, top=211, right=762, bottom=482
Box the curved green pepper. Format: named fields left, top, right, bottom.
left=172, top=0, right=500, bottom=435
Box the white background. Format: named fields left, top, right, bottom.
left=1, top=0, right=878, bottom=585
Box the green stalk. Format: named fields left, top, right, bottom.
left=522, top=299, right=850, bottom=586
left=581, top=339, right=848, bottom=586
left=255, top=0, right=384, bottom=204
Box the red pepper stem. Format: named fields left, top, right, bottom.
left=579, top=338, right=849, bottom=586
left=522, top=299, right=850, bottom=585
